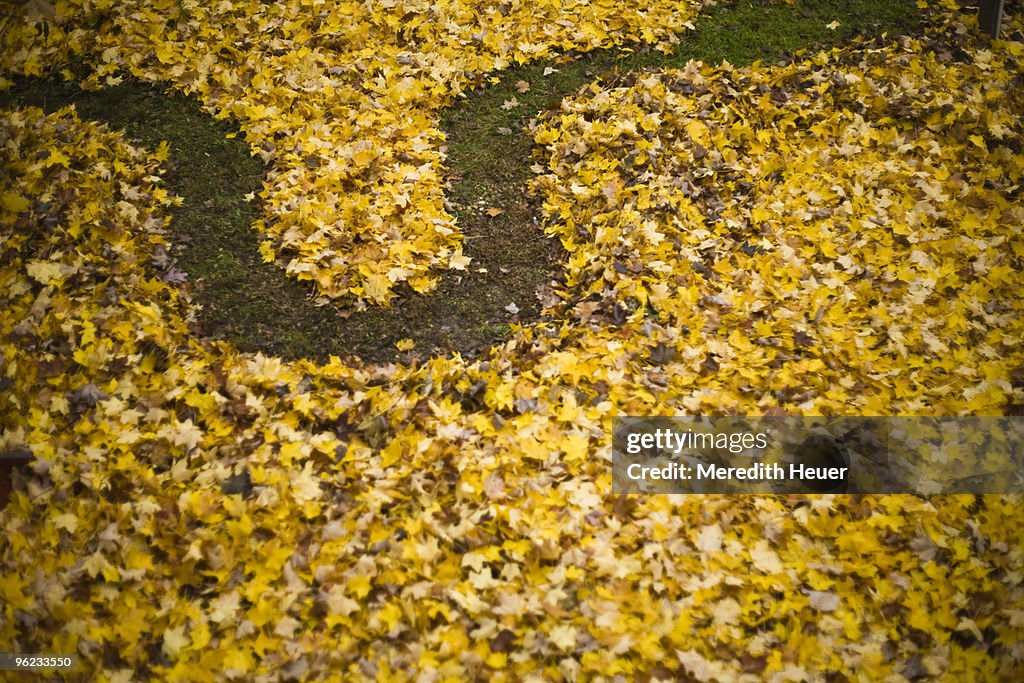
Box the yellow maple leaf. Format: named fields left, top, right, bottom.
left=1, top=191, right=30, bottom=214
left=548, top=624, right=578, bottom=651
left=361, top=271, right=392, bottom=303
left=449, top=247, right=472, bottom=271
left=162, top=625, right=190, bottom=659
left=25, top=259, right=63, bottom=284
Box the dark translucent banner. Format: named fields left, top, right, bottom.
left=612, top=417, right=1023, bottom=494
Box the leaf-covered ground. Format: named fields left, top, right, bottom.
left=2, top=0, right=1023, bottom=681
left=0, top=0, right=922, bottom=364
left=2, top=0, right=722, bottom=307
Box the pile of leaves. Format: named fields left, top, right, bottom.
left=529, top=4, right=1024, bottom=416
left=1, top=0, right=1023, bottom=681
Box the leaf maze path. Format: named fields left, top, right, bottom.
left=0, top=0, right=919, bottom=365
left=2, top=74, right=566, bottom=365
